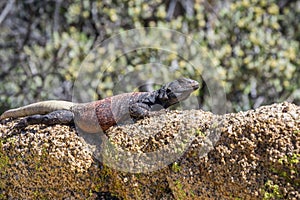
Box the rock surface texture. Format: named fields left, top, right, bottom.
left=0, top=102, right=299, bottom=199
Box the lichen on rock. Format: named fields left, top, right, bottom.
left=0, top=102, right=299, bottom=199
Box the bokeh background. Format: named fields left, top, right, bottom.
left=0, top=0, right=299, bottom=113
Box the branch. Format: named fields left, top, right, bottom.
left=0, top=0, right=15, bottom=26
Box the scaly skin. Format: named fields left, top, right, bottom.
left=1, top=78, right=199, bottom=133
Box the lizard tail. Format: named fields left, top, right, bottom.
left=0, top=100, right=76, bottom=120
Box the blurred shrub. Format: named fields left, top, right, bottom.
left=0, top=0, right=299, bottom=113
left=202, top=0, right=300, bottom=110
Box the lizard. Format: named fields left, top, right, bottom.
left=0, top=77, right=199, bottom=133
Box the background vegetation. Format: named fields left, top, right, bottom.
left=0, top=0, right=299, bottom=113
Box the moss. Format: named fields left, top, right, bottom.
left=0, top=139, right=10, bottom=191
left=89, top=190, right=94, bottom=197
left=195, top=129, right=205, bottom=137
left=0, top=194, right=6, bottom=200
left=6, top=137, right=16, bottom=145
left=0, top=140, right=9, bottom=171
left=171, top=162, right=181, bottom=173
left=96, top=165, right=124, bottom=199
left=278, top=153, right=299, bottom=165
left=262, top=180, right=283, bottom=200
left=33, top=190, right=47, bottom=200
left=0, top=139, right=13, bottom=198
left=288, top=153, right=299, bottom=165
left=173, top=180, right=187, bottom=200
left=34, top=146, right=50, bottom=171
left=274, top=153, right=299, bottom=187
left=229, top=196, right=242, bottom=200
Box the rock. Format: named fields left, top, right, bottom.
left=0, top=102, right=299, bottom=199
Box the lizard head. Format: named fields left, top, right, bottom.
left=158, top=77, right=199, bottom=107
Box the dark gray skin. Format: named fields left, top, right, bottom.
left=2, top=78, right=199, bottom=133
left=129, top=78, right=199, bottom=117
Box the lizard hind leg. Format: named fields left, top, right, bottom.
left=15, top=110, right=74, bottom=128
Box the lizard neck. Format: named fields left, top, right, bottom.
left=150, top=89, right=173, bottom=108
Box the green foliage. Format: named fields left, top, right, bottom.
left=204, top=0, right=300, bottom=110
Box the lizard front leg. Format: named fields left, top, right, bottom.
left=129, top=103, right=151, bottom=119
left=15, top=110, right=74, bottom=128
left=129, top=103, right=166, bottom=120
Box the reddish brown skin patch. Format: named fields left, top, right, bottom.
left=94, top=92, right=147, bottom=131
left=94, top=97, right=114, bottom=131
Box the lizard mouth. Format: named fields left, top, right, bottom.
left=191, top=82, right=200, bottom=90
left=174, top=89, right=199, bottom=102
